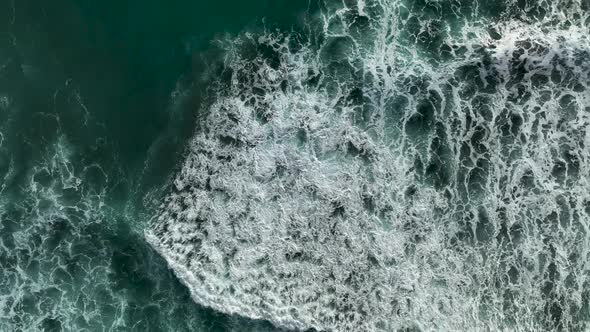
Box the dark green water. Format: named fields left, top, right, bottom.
left=1, top=0, right=590, bottom=331
left=0, top=0, right=310, bottom=331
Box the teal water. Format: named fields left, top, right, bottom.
left=0, top=0, right=310, bottom=331
left=1, top=0, right=590, bottom=331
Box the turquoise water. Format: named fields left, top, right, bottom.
left=1, top=0, right=590, bottom=331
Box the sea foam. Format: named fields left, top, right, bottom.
left=148, top=1, right=590, bottom=330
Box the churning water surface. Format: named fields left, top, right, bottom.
left=2, top=0, right=590, bottom=331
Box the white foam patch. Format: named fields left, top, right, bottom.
left=148, top=1, right=590, bottom=330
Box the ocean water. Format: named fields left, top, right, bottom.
left=1, top=0, right=590, bottom=331
left=0, top=0, right=309, bottom=331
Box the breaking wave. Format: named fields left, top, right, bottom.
left=148, top=0, right=590, bottom=330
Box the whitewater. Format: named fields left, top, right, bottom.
left=144, top=0, right=590, bottom=331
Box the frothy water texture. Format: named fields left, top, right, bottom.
left=1, top=0, right=590, bottom=331
left=0, top=0, right=302, bottom=330
left=148, top=0, right=590, bottom=331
